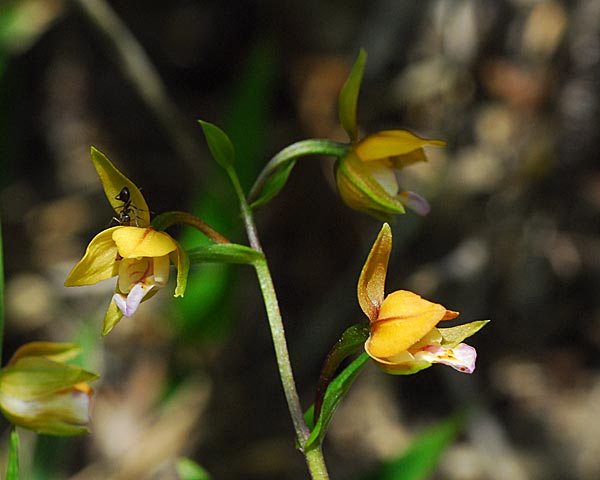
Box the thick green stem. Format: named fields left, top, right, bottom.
left=226, top=166, right=330, bottom=479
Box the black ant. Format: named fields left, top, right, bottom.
left=113, top=186, right=137, bottom=226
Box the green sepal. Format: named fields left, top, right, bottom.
left=0, top=357, right=98, bottom=400
left=187, top=243, right=264, bottom=265
left=6, top=427, right=19, bottom=480
left=7, top=342, right=81, bottom=366
left=362, top=412, right=465, bottom=480
left=304, top=352, right=370, bottom=451
left=439, top=320, right=490, bottom=348
left=173, top=239, right=190, bottom=298
left=90, top=147, right=151, bottom=226
left=175, top=457, right=212, bottom=480
left=248, top=139, right=350, bottom=209
left=102, top=300, right=123, bottom=337
left=313, top=324, right=370, bottom=425
left=198, top=120, right=236, bottom=170
left=335, top=152, right=406, bottom=221
left=338, top=48, right=366, bottom=142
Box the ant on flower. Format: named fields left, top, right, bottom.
left=113, top=186, right=144, bottom=226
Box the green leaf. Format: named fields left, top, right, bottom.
left=248, top=139, right=349, bottom=209
left=362, top=413, right=465, bottom=480
left=249, top=156, right=296, bottom=209
left=175, top=457, right=212, bottom=480
left=6, top=427, right=19, bottom=480
left=338, top=48, right=366, bottom=142
left=187, top=243, right=264, bottom=265
left=198, top=120, right=236, bottom=170
left=304, top=352, right=370, bottom=450
left=313, top=324, right=370, bottom=425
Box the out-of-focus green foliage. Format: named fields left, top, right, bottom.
left=362, top=414, right=465, bottom=480
left=176, top=457, right=212, bottom=480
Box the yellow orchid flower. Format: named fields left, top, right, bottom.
left=335, top=49, right=446, bottom=220
left=0, top=342, right=98, bottom=436
left=358, top=224, right=487, bottom=374
left=65, top=147, right=189, bottom=335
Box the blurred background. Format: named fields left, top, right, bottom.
left=1, top=0, right=599, bottom=478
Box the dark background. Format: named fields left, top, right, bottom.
left=1, top=0, right=599, bottom=479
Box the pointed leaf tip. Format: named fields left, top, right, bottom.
left=198, top=120, right=236, bottom=170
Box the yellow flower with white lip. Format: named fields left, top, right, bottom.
left=358, top=224, right=487, bottom=374
left=335, top=49, right=446, bottom=220
left=0, top=342, right=98, bottom=436
left=64, top=147, right=189, bottom=335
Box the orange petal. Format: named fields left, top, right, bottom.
left=366, top=290, right=448, bottom=358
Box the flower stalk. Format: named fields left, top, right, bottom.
left=225, top=162, right=330, bottom=478
left=152, top=210, right=231, bottom=244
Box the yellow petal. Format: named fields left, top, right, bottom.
left=357, top=223, right=392, bottom=321
left=64, top=227, right=120, bottom=286
left=389, top=148, right=427, bottom=169
left=112, top=227, right=177, bottom=258
left=366, top=161, right=399, bottom=196
left=91, top=147, right=151, bottom=226
left=355, top=130, right=446, bottom=162
left=117, top=257, right=154, bottom=293
left=365, top=290, right=449, bottom=358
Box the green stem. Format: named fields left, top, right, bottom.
left=248, top=138, right=349, bottom=204
left=226, top=166, right=330, bottom=479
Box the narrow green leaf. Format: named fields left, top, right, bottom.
left=249, top=158, right=296, bottom=209
left=313, top=324, right=370, bottom=425
left=248, top=139, right=349, bottom=209
left=175, top=457, right=212, bottom=480
left=362, top=413, right=465, bottom=480
left=338, top=48, right=366, bottom=142
left=187, top=243, right=263, bottom=265
left=6, top=427, right=19, bottom=480
left=304, top=352, right=370, bottom=450
left=198, top=120, right=236, bottom=170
